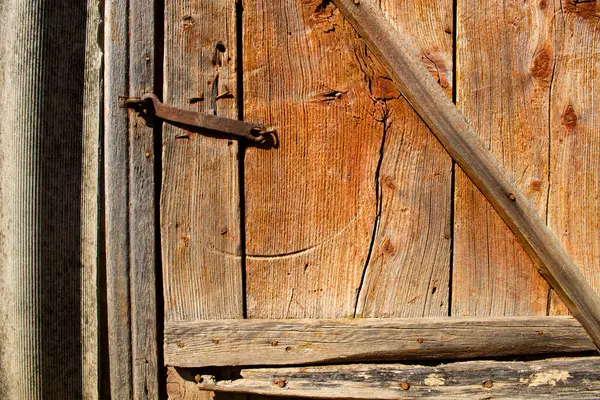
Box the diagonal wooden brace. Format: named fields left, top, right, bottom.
left=331, top=0, right=600, bottom=349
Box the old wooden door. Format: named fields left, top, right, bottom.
left=105, top=0, right=600, bottom=398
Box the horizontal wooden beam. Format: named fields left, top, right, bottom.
left=186, top=356, right=600, bottom=399
left=331, top=0, right=600, bottom=349
left=164, top=317, right=594, bottom=367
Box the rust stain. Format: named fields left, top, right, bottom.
left=530, top=179, right=542, bottom=192
left=382, top=237, right=396, bottom=255
left=530, top=47, right=552, bottom=80
left=562, top=105, right=578, bottom=129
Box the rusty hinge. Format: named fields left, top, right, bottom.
left=122, top=93, right=275, bottom=145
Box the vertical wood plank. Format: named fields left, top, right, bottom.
left=162, top=0, right=244, bottom=398
left=452, top=0, right=552, bottom=316
left=547, top=0, right=600, bottom=315
left=162, top=0, right=243, bottom=322
left=243, top=0, right=384, bottom=319
left=105, top=0, right=159, bottom=397
left=104, top=0, right=133, bottom=395
left=354, top=0, right=453, bottom=318
left=82, top=0, right=104, bottom=398
left=130, top=0, right=160, bottom=398
left=243, top=0, right=452, bottom=320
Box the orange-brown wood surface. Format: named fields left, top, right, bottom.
left=162, top=0, right=243, bottom=322
left=547, top=0, right=600, bottom=315
left=159, top=0, right=600, bottom=392
left=243, top=0, right=453, bottom=320
left=452, top=0, right=552, bottom=316
left=162, top=1, right=244, bottom=398
left=453, top=0, right=600, bottom=317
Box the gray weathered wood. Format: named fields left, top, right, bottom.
left=0, top=0, right=88, bottom=398
left=331, top=0, right=600, bottom=349
left=105, top=0, right=159, bottom=398
left=164, top=317, right=594, bottom=367
left=104, top=0, right=133, bottom=396
left=192, top=356, right=600, bottom=399
left=129, top=0, right=160, bottom=398
left=82, top=0, right=104, bottom=398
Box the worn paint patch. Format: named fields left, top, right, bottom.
left=525, top=370, right=570, bottom=386
left=424, top=374, right=446, bottom=386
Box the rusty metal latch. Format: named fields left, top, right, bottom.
left=122, top=93, right=274, bottom=144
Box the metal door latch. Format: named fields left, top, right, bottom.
left=122, top=93, right=274, bottom=145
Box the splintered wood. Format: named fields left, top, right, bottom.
left=193, top=357, right=600, bottom=399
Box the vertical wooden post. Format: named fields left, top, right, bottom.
left=0, top=0, right=91, bottom=398
left=105, top=0, right=160, bottom=398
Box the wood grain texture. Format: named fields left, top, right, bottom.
left=129, top=0, right=160, bottom=398
left=162, top=1, right=245, bottom=399
left=0, top=0, right=87, bottom=398
left=105, top=0, right=159, bottom=397
left=243, top=0, right=382, bottom=319
left=243, top=0, right=451, bottom=320
left=452, top=0, right=553, bottom=317
left=547, top=0, right=600, bottom=315
left=164, top=316, right=595, bottom=367
left=195, top=356, right=600, bottom=399
left=332, top=0, right=600, bottom=349
left=105, top=0, right=133, bottom=396
left=354, top=0, right=453, bottom=318
left=82, top=0, right=103, bottom=397
left=162, top=0, right=243, bottom=322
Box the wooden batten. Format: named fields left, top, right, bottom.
left=164, top=317, right=595, bottom=367
left=185, top=356, right=600, bottom=399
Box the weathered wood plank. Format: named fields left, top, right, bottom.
left=354, top=0, right=453, bottom=318
left=452, top=0, right=552, bottom=316
left=243, top=0, right=383, bottom=319
left=331, top=0, right=600, bottom=349
left=82, top=0, right=104, bottom=398
left=105, top=0, right=159, bottom=397
left=129, top=0, right=160, bottom=398
left=105, top=0, right=133, bottom=396
left=164, top=316, right=594, bottom=367
left=194, top=356, right=600, bottom=399
left=547, top=0, right=600, bottom=315
left=243, top=0, right=451, bottom=320
left=162, top=0, right=243, bottom=322
left=162, top=1, right=245, bottom=399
